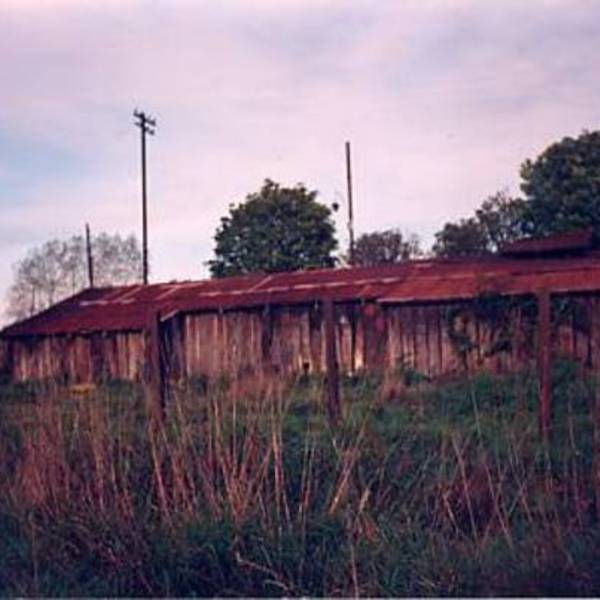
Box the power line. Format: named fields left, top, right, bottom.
left=134, top=109, right=157, bottom=285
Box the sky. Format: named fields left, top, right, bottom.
left=1, top=0, right=600, bottom=321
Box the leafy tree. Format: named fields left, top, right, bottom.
left=520, top=130, right=600, bottom=242
left=352, top=229, right=422, bottom=266
left=7, top=232, right=142, bottom=320
left=208, top=179, right=337, bottom=277
left=475, top=191, right=527, bottom=249
left=433, top=191, right=526, bottom=258
left=432, top=218, right=489, bottom=258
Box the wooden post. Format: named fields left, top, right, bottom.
left=349, top=304, right=357, bottom=376
left=85, top=223, right=94, bottom=288
left=323, top=298, right=341, bottom=426
left=134, top=110, right=157, bottom=285
left=345, top=141, right=355, bottom=265
left=362, top=301, right=387, bottom=372
left=590, top=296, right=600, bottom=521
left=146, top=310, right=166, bottom=419
left=537, top=290, right=552, bottom=440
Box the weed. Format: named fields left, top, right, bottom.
left=0, top=368, right=599, bottom=595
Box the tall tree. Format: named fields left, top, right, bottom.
left=352, top=229, right=421, bottom=266
left=7, top=232, right=142, bottom=320
left=432, top=218, right=489, bottom=258
left=475, top=191, right=527, bottom=249
left=520, top=130, right=600, bottom=242
left=433, top=191, right=526, bottom=258
left=208, top=179, right=337, bottom=277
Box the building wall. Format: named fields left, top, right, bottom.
left=2, top=293, right=597, bottom=385
left=5, top=331, right=145, bottom=384
left=173, top=295, right=599, bottom=381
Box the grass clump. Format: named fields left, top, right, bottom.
left=0, top=363, right=599, bottom=596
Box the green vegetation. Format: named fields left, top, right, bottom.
left=0, top=365, right=599, bottom=596
left=521, top=130, right=600, bottom=243
left=350, top=229, right=422, bottom=266
left=208, top=179, right=337, bottom=278
left=434, top=129, right=600, bottom=257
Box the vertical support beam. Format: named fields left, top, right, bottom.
left=349, top=304, right=357, bottom=375
left=362, top=301, right=387, bottom=372
left=174, top=313, right=185, bottom=382
left=3, top=338, right=14, bottom=382
left=537, top=290, right=552, bottom=440
left=590, top=296, right=600, bottom=521
left=261, top=304, right=274, bottom=373
left=309, top=301, right=323, bottom=372
left=146, top=310, right=166, bottom=419
left=323, top=298, right=341, bottom=426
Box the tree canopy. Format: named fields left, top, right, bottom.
left=433, top=130, right=600, bottom=257
left=432, top=218, right=489, bottom=258
left=7, top=232, right=141, bottom=321
left=208, top=179, right=337, bottom=278
left=520, top=130, right=600, bottom=242
left=352, top=229, right=421, bottom=266
left=433, top=191, right=526, bottom=258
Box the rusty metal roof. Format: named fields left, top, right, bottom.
left=500, top=227, right=594, bottom=256
left=4, top=254, right=600, bottom=337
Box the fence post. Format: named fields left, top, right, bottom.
left=590, top=296, right=600, bottom=521
left=537, top=290, right=552, bottom=440
left=323, top=298, right=341, bottom=426
left=146, top=309, right=166, bottom=419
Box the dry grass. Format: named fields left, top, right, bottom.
left=0, top=366, right=599, bottom=596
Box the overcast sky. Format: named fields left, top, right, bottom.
left=1, top=0, right=599, bottom=319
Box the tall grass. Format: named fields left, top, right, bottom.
left=1, top=364, right=600, bottom=596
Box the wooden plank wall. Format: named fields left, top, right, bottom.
left=4, top=292, right=600, bottom=385
left=8, top=331, right=145, bottom=384
left=177, top=295, right=593, bottom=381
left=182, top=303, right=360, bottom=379
left=0, top=338, right=11, bottom=378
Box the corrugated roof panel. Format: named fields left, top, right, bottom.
left=5, top=254, right=600, bottom=337
left=500, top=228, right=594, bottom=256
left=379, top=266, right=600, bottom=304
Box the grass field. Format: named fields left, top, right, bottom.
left=1, top=363, right=600, bottom=596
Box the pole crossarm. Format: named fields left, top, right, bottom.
left=134, top=110, right=157, bottom=134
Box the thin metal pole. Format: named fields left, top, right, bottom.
left=345, top=140, right=355, bottom=265
left=85, top=223, right=94, bottom=288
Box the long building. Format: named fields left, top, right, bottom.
left=2, top=230, right=600, bottom=386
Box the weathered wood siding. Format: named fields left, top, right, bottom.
left=4, top=292, right=600, bottom=385
left=0, top=338, right=11, bottom=378
left=179, top=294, right=598, bottom=382
left=8, top=332, right=145, bottom=383
left=181, top=303, right=363, bottom=379
left=383, top=301, right=536, bottom=380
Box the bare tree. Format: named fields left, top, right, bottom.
left=7, top=232, right=142, bottom=321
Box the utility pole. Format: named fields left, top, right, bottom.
left=85, top=223, right=94, bottom=288
left=345, top=140, right=355, bottom=265
left=134, top=109, right=157, bottom=285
